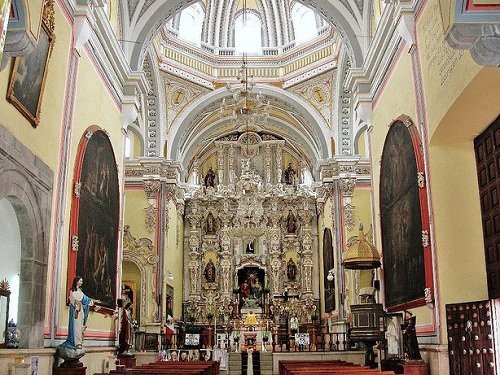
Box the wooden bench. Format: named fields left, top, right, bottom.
left=108, top=360, right=220, bottom=375
left=279, top=359, right=395, bottom=375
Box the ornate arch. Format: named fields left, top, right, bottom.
left=0, top=124, right=53, bottom=348
left=122, top=225, right=159, bottom=324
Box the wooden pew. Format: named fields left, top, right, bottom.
left=279, top=359, right=395, bottom=375
left=108, top=360, right=220, bottom=375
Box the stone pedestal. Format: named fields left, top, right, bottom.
left=53, top=367, right=87, bottom=375
left=403, top=361, right=429, bottom=375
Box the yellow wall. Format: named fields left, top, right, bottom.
left=124, top=189, right=151, bottom=240
left=344, top=187, right=375, bottom=308
left=165, top=200, right=184, bottom=318
left=417, top=0, right=481, bottom=139
left=356, top=130, right=366, bottom=157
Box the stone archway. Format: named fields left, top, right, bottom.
left=0, top=124, right=53, bottom=348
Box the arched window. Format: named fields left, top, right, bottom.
left=0, top=198, right=21, bottom=323
left=235, top=12, right=262, bottom=55
left=291, top=2, right=317, bottom=46
left=178, top=3, right=204, bottom=46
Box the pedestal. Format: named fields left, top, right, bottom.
left=403, top=361, right=429, bottom=375
left=117, top=356, right=136, bottom=368
left=53, top=367, right=87, bottom=375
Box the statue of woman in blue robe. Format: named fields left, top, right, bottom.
left=61, top=276, right=101, bottom=349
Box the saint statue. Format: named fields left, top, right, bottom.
left=286, top=210, right=297, bottom=233
left=204, top=259, right=216, bottom=283
left=290, top=314, right=299, bottom=333
left=118, top=293, right=133, bottom=356
left=246, top=240, right=255, bottom=254
left=61, top=276, right=101, bottom=350
left=56, top=276, right=101, bottom=367
left=401, top=311, right=422, bottom=360
left=204, top=167, right=216, bottom=187
left=287, top=258, right=297, bottom=281
left=284, top=162, right=296, bottom=185
left=206, top=212, right=215, bottom=234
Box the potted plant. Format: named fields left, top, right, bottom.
left=263, top=287, right=271, bottom=294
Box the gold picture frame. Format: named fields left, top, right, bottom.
left=6, top=0, right=55, bottom=127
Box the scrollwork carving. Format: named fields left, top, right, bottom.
left=145, top=203, right=157, bottom=232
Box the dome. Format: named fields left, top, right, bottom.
left=342, top=224, right=381, bottom=270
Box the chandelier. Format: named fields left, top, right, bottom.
left=220, top=53, right=269, bottom=127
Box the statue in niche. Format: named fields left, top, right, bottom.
left=204, top=259, right=216, bottom=283
left=286, top=210, right=297, bottom=234
left=287, top=258, right=297, bottom=281
left=204, top=167, right=216, bottom=187
left=206, top=212, right=215, bottom=234
left=284, top=162, right=296, bottom=185
left=246, top=240, right=255, bottom=254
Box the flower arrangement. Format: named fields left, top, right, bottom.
left=262, top=330, right=270, bottom=342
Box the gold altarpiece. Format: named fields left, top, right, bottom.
left=183, top=132, right=319, bottom=329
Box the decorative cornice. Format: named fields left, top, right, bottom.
left=125, top=158, right=183, bottom=182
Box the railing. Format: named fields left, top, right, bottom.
left=133, top=329, right=350, bottom=353
left=270, top=331, right=349, bottom=352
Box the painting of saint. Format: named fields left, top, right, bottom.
left=7, top=9, right=53, bottom=127
left=74, top=131, right=119, bottom=308
left=380, top=121, right=425, bottom=308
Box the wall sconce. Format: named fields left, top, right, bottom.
left=327, top=269, right=335, bottom=282
left=166, top=271, right=174, bottom=281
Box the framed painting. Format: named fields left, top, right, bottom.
left=380, top=117, right=433, bottom=310
left=67, top=129, right=119, bottom=312
left=6, top=1, right=54, bottom=127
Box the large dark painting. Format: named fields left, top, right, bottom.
left=380, top=121, right=425, bottom=308
left=75, top=130, right=119, bottom=309
left=323, top=228, right=335, bottom=312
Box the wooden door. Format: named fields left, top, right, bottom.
left=446, top=300, right=496, bottom=375
left=474, top=115, right=500, bottom=299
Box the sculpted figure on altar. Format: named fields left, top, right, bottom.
left=284, top=162, right=296, bottom=185
left=204, top=259, right=216, bottom=283
left=286, top=210, right=297, bottom=233
left=204, top=167, right=216, bottom=187
left=287, top=258, right=297, bottom=281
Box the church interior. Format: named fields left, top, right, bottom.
left=0, top=0, right=499, bottom=374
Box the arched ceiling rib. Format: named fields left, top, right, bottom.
left=124, top=0, right=368, bottom=70
left=167, top=86, right=330, bottom=164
